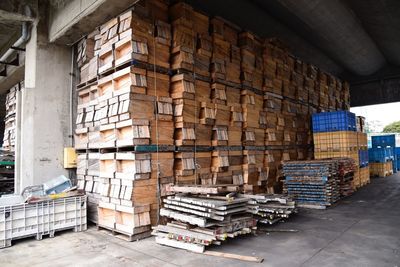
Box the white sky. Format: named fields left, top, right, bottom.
left=351, top=102, right=400, bottom=132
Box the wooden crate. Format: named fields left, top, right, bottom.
left=369, top=162, right=393, bottom=177
left=313, top=131, right=358, bottom=152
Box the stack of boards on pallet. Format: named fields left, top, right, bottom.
left=369, top=134, right=396, bottom=178
left=312, top=111, right=369, bottom=190
left=75, top=1, right=175, bottom=238
left=152, top=185, right=256, bottom=253
left=336, top=158, right=357, bottom=197
left=2, top=82, right=20, bottom=152
left=241, top=194, right=297, bottom=224
left=73, top=0, right=352, bottom=238
left=283, top=159, right=346, bottom=209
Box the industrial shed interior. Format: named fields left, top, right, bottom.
left=0, top=0, right=399, bottom=266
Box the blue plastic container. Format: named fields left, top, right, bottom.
left=371, top=134, right=396, bottom=148
left=359, top=150, right=369, bottom=167
left=368, top=147, right=394, bottom=163
left=395, top=147, right=400, bottom=156
left=312, top=111, right=356, bottom=133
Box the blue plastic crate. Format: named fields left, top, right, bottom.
left=368, top=147, right=394, bottom=163
left=312, top=111, right=356, bottom=133
left=371, top=134, right=396, bottom=148
left=395, top=147, right=400, bottom=156
left=359, top=150, right=369, bottom=167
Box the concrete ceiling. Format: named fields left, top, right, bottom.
left=187, top=0, right=400, bottom=106
left=1, top=0, right=400, bottom=105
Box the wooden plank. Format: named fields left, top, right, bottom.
left=200, top=251, right=264, bottom=263
left=156, top=236, right=205, bottom=253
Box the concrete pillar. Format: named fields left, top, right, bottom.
left=15, top=14, right=72, bottom=193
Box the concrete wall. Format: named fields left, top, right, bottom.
left=16, top=17, right=71, bottom=192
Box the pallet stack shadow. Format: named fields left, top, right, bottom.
left=2, top=82, right=20, bottom=152
left=312, top=111, right=369, bottom=189
left=74, top=0, right=352, bottom=237
left=369, top=134, right=396, bottom=177
left=282, top=158, right=356, bottom=209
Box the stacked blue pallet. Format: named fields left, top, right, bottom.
left=312, top=111, right=356, bottom=133
left=368, top=147, right=394, bottom=163
left=359, top=150, right=369, bottom=167
left=371, top=135, right=396, bottom=171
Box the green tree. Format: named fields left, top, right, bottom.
left=383, top=121, right=400, bottom=133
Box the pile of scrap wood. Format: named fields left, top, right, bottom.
left=241, top=194, right=297, bottom=224
left=152, top=185, right=257, bottom=252
left=283, top=160, right=340, bottom=209
left=152, top=184, right=300, bottom=252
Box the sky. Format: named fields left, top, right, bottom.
left=351, top=102, right=400, bottom=132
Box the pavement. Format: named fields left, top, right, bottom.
left=1, top=173, right=400, bottom=267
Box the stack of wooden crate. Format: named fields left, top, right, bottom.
left=2, top=83, right=18, bottom=151
left=312, top=111, right=367, bottom=190
left=73, top=0, right=352, bottom=236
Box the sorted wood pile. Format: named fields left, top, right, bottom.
left=2, top=83, right=19, bottom=152
left=283, top=160, right=341, bottom=209
left=74, top=0, right=351, bottom=236
left=152, top=185, right=298, bottom=252
left=152, top=185, right=256, bottom=252
left=75, top=1, right=174, bottom=236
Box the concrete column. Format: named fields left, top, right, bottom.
left=16, top=15, right=72, bottom=192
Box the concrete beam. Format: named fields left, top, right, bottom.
left=350, top=78, right=400, bottom=107
left=186, top=0, right=343, bottom=76
left=0, top=9, right=34, bottom=22
left=0, top=54, right=25, bottom=94
left=48, top=0, right=139, bottom=45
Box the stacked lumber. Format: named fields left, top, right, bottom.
left=283, top=160, right=340, bottom=209
left=152, top=185, right=256, bottom=252
left=76, top=153, right=101, bottom=222
left=74, top=3, right=175, bottom=235
left=73, top=0, right=353, bottom=234
left=242, top=194, right=297, bottom=224
left=2, top=83, right=19, bottom=151
left=97, top=151, right=174, bottom=238
left=76, top=31, right=96, bottom=68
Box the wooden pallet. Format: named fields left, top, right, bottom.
left=97, top=224, right=152, bottom=242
